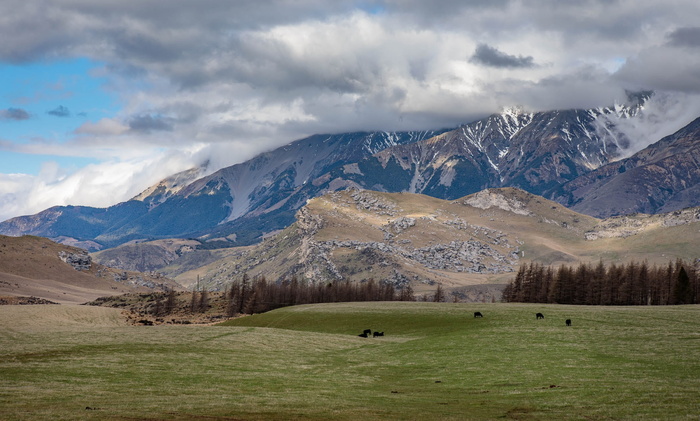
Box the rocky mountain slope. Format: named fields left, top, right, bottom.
left=177, top=188, right=699, bottom=300
left=550, top=116, right=700, bottom=217
left=334, top=105, right=638, bottom=200
left=0, top=235, right=180, bottom=304
left=0, top=131, right=445, bottom=250
left=3, top=94, right=698, bottom=255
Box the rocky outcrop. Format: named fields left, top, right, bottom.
left=322, top=239, right=518, bottom=274
left=462, top=189, right=533, bottom=216
left=350, top=189, right=399, bottom=216
left=58, top=251, right=92, bottom=271
left=111, top=271, right=172, bottom=290
left=585, top=206, right=700, bottom=240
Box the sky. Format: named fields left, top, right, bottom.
left=1, top=0, right=700, bottom=222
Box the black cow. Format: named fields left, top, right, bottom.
left=373, top=331, right=384, bottom=337
left=358, top=332, right=369, bottom=338
left=474, top=312, right=483, bottom=318
left=536, top=313, right=545, bottom=320
left=363, top=329, right=372, bottom=336
left=566, top=319, right=572, bottom=326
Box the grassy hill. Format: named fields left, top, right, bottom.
left=1, top=302, right=698, bottom=420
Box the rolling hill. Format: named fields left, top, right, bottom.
left=0, top=235, right=180, bottom=304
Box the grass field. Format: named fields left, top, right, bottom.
left=1, top=302, right=699, bottom=420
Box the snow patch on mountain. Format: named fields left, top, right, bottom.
left=132, top=165, right=209, bottom=208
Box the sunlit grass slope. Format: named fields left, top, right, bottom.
left=1, top=303, right=699, bottom=420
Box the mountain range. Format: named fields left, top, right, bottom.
left=7, top=94, right=695, bottom=251
left=0, top=130, right=446, bottom=249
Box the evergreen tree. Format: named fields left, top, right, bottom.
left=190, top=290, right=199, bottom=313
left=226, top=281, right=238, bottom=317
left=198, top=290, right=209, bottom=313
left=237, top=273, right=250, bottom=314
left=165, top=289, right=177, bottom=314
left=674, top=266, right=692, bottom=304
left=433, top=284, right=445, bottom=302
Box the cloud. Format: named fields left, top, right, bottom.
left=614, top=45, right=700, bottom=94
left=74, top=118, right=129, bottom=136
left=0, top=138, right=281, bottom=222
left=0, top=108, right=31, bottom=121
left=0, top=149, right=207, bottom=222
left=469, top=44, right=535, bottom=68
left=127, top=114, right=174, bottom=133
left=599, top=91, right=700, bottom=157
left=47, top=105, right=71, bottom=117
left=667, top=27, right=700, bottom=48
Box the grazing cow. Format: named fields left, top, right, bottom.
left=566, top=319, right=572, bottom=326
left=474, top=311, right=483, bottom=318
left=373, top=331, right=384, bottom=337
left=358, top=332, right=369, bottom=338
left=536, top=313, right=545, bottom=320
left=363, top=329, right=372, bottom=336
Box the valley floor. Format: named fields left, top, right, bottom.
left=1, top=302, right=699, bottom=420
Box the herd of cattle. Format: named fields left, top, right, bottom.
left=358, top=329, right=383, bottom=338
left=357, top=312, right=573, bottom=338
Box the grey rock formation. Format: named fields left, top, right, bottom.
left=58, top=251, right=91, bottom=271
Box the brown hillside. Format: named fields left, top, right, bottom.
left=0, top=235, right=180, bottom=304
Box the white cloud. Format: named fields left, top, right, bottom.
left=604, top=92, right=700, bottom=157
left=0, top=150, right=205, bottom=221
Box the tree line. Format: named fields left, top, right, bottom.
left=222, top=274, right=416, bottom=316
left=502, top=259, right=699, bottom=305
left=146, top=275, right=429, bottom=319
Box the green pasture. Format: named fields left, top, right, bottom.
left=1, top=303, right=699, bottom=420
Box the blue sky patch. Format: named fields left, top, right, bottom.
left=0, top=57, right=120, bottom=174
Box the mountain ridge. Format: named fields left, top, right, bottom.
left=0, top=130, right=446, bottom=249
left=2, top=96, right=698, bottom=253
left=551, top=116, right=700, bottom=217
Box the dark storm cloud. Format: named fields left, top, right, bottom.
left=128, top=114, right=174, bottom=133
left=0, top=108, right=31, bottom=121
left=470, top=44, right=534, bottom=68
left=0, top=1, right=361, bottom=63
left=47, top=105, right=71, bottom=117
left=667, top=27, right=700, bottom=48
left=614, top=47, right=700, bottom=94
left=0, top=1, right=698, bottom=143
